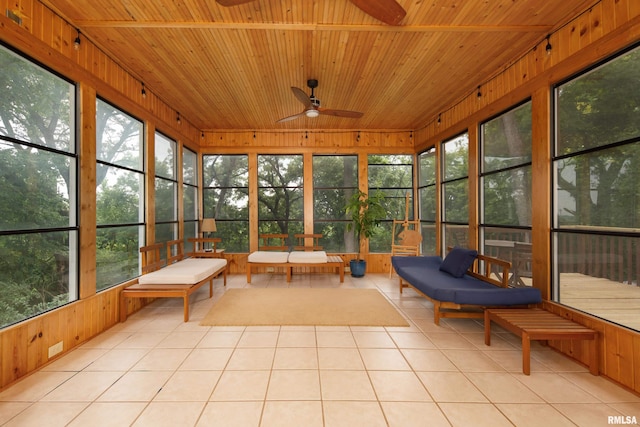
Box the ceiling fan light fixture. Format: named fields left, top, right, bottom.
left=305, top=109, right=320, bottom=118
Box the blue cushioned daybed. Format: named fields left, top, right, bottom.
left=392, top=247, right=542, bottom=325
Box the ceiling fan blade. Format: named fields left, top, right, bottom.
left=348, top=0, right=406, bottom=26
left=276, top=112, right=306, bottom=123
left=216, top=0, right=256, bottom=6
left=318, top=108, right=363, bottom=118
left=291, top=87, right=312, bottom=108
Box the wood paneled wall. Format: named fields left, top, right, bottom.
left=1, top=0, right=640, bottom=396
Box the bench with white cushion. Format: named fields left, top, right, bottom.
left=120, top=240, right=227, bottom=322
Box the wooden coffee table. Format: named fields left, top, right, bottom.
left=484, top=308, right=598, bottom=375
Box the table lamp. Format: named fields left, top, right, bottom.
left=201, top=218, right=217, bottom=251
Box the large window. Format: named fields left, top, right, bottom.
left=553, top=45, right=640, bottom=330
left=368, top=154, right=414, bottom=252
left=154, top=132, right=177, bottom=244
left=203, top=155, right=249, bottom=252
left=313, top=155, right=358, bottom=252
left=418, top=147, right=437, bottom=255
left=183, top=147, right=198, bottom=251
left=441, top=133, right=469, bottom=251
left=96, top=99, right=144, bottom=291
left=480, top=101, right=533, bottom=287
left=257, top=155, right=303, bottom=246
left=0, top=46, right=78, bottom=328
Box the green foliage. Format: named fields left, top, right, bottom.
left=345, top=189, right=386, bottom=259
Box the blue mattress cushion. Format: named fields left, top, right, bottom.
left=391, top=256, right=542, bottom=306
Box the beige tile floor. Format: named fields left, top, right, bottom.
left=1, top=273, right=640, bottom=426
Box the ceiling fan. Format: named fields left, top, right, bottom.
left=276, top=79, right=363, bottom=123
left=216, top=0, right=406, bottom=26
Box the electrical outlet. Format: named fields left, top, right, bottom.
left=48, top=341, right=63, bottom=358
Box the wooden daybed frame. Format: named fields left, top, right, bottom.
left=246, top=234, right=344, bottom=283
left=396, top=250, right=540, bottom=325
left=120, top=239, right=227, bottom=322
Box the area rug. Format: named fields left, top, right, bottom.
left=200, top=288, right=409, bottom=327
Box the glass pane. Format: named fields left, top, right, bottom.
left=444, top=224, right=469, bottom=249
left=482, top=227, right=532, bottom=287
left=314, top=222, right=358, bottom=253
left=182, top=148, right=197, bottom=185
left=96, top=99, right=143, bottom=171
left=482, top=102, right=532, bottom=172
left=183, top=220, right=197, bottom=249
left=314, top=189, right=354, bottom=220
left=483, top=166, right=532, bottom=226
left=369, top=221, right=392, bottom=253
left=0, top=46, right=75, bottom=153
left=155, top=178, right=177, bottom=222
left=203, top=188, right=249, bottom=220
left=313, top=155, right=358, bottom=188
left=443, top=133, right=468, bottom=181
left=0, top=140, right=75, bottom=231
left=443, top=179, right=468, bottom=222
left=214, top=220, right=249, bottom=252
left=420, top=223, right=437, bottom=255
left=96, top=167, right=144, bottom=225
left=556, top=47, right=640, bottom=155
left=258, top=221, right=303, bottom=244
left=368, top=154, right=412, bottom=165
left=183, top=184, right=198, bottom=221
left=258, top=188, right=304, bottom=221
left=419, top=148, right=436, bottom=186
left=96, top=225, right=142, bottom=291
left=258, top=155, right=303, bottom=187
left=420, top=185, right=437, bottom=222
left=379, top=189, right=413, bottom=220
left=155, top=222, right=177, bottom=244
left=555, top=232, right=640, bottom=330
left=155, top=133, right=175, bottom=179
left=258, top=155, right=303, bottom=236
left=0, top=230, right=77, bottom=328
left=555, top=144, right=640, bottom=228
left=203, top=155, right=248, bottom=187
left=368, top=164, right=413, bottom=188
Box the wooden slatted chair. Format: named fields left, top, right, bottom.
left=389, top=219, right=422, bottom=277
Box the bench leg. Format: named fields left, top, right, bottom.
left=433, top=303, right=441, bottom=326
left=522, top=332, right=531, bottom=375
left=484, top=310, right=492, bottom=346
left=247, top=265, right=252, bottom=283
left=183, top=293, right=190, bottom=322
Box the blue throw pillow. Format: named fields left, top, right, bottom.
left=439, top=247, right=478, bottom=278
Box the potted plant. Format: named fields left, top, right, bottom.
left=345, top=189, right=386, bottom=277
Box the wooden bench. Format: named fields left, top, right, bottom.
left=247, top=233, right=344, bottom=283
left=120, top=239, right=227, bottom=322
left=484, top=308, right=599, bottom=375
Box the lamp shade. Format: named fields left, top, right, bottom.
left=201, top=218, right=217, bottom=233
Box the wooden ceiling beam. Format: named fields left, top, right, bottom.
left=74, top=21, right=553, bottom=33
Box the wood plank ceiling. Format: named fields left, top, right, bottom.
left=40, top=0, right=597, bottom=131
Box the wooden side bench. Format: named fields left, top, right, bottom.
left=484, top=308, right=598, bottom=375
left=289, top=255, right=345, bottom=283
left=120, top=240, right=227, bottom=322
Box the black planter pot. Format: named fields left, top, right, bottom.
left=350, top=259, right=366, bottom=277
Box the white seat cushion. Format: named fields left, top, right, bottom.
left=288, top=251, right=328, bottom=264
left=138, top=258, right=227, bottom=285
left=247, top=251, right=290, bottom=263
